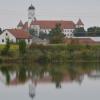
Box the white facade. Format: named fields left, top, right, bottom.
left=28, top=5, right=35, bottom=27
left=63, top=29, right=74, bottom=38
left=28, top=9, right=35, bottom=20
left=40, top=29, right=51, bottom=34
left=76, top=25, right=84, bottom=28
left=0, top=30, right=32, bottom=45
left=31, top=25, right=74, bottom=38
left=30, top=25, right=40, bottom=36
left=0, top=30, right=16, bottom=44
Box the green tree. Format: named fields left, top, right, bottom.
left=73, top=27, right=86, bottom=37
left=0, top=28, right=2, bottom=34
left=18, top=40, right=27, bottom=55
left=1, top=38, right=10, bottom=56
left=87, top=27, right=100, bottom=36
left=39, top=31, right=48, bottom=40
left=48, top=24, right=65, bottom=44
left=29, top=29, right=38, bottom=37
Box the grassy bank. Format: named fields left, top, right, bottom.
left=28, top=44, right=100, bottom=63
left=0, top=44, right=100, bottom=63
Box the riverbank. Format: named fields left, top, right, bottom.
left=0, top=44, right=100, bottom=63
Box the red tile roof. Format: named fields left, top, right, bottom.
left=64, top=38, right=100, bottom=45
left=7, top=29, right=32, bottom=39
left=31, top=20, right=75, bottom=29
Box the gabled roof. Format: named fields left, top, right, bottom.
left=76, top=19, right=84, bottom=25
left=7, top=29, right=32, bottom=39
left=31, top=20, right=75, bottom=29
left=17, top=20, right=23, bottom=27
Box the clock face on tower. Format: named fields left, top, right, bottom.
left=28, top=10, right=35, bottom=20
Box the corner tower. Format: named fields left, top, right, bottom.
left=76, top=19, right=84, bottom=28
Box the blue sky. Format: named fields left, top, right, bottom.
left=0, top=0, right=100, bottom=29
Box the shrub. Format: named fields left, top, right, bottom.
left=1, top=38, right=10, bottom=56
left=18, top=40, right=27, bottom=56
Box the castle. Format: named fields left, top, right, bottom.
left=1, top=4, right=100, bottom=45
left=17, top=4, right=84, bottom=38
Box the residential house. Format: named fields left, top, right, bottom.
left=0, top=29, right=32, bottom=44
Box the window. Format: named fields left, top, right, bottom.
left=6, top=33, right=8, bottom=36
left=2, top=39, right=4, bottom=42
left=70, top=30, right=73, bottom=32
left=28, top=39, right=30, bottom=43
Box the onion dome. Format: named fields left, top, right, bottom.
left=28, top=4, right=35, bottom=10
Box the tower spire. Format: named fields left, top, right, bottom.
left=28, top=3, right=35, bottom=28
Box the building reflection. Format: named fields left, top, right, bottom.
left=29, top=81, right=36, bottom=100
left=0, top=62, right=100, bottom=87
left=88, top=70, right=100, bottom=79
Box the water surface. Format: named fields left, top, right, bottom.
left=0, top=62, right=100, bottom=100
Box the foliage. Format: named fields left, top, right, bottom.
left=87, top=26, right=100, bottom=36
left=29, top=44, right=100, bottom=63
left=48, top=24, right=65, bottom=44
left=29, top=28, right=38, bottom=36
left=1, top=38, right=11, bottom=56
left=18, top=40, right=27, bottom=56
left=0, top=28, right=2, bottom=34
left=0, top=42, right=100, bottom=63
left=73, top=27, right=86, bottom=37
left=39, top=31, right=48, bottom=40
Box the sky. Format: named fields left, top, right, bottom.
left=0, top=0, right=100, bottom=29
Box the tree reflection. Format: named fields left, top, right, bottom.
left=0, top=67, right=10, bottom=84
left=0, top=62, right=100, bottom=86
left=18, top=66, right=27, bottom=83
left=49, top=65, right=63, bottom=88
left=29, top=81, right=36, bottom=100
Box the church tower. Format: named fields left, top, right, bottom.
left=28, top=4, right=35, bottom=27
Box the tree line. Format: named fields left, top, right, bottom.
left=74, top=27, right=100, bottom=37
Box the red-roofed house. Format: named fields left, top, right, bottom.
left=0, top=29, right=32, bottom=44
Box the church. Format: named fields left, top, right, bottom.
left=17, top=4, right=84, bottom=38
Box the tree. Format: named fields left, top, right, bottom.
left=39, top=31, right=48, bottom=40
left=87, top=27, right=100, bottom=36
left=1, top=38, right=10, bottom=56
left=18, top=40, right=27, bottom=56
left=48, top=24, right=65, bottom=44
left=0, top=28, right=2, bottom=34
left=29, top=29, right=38, bottom=37
left=73, top=27, right=86, bottom=37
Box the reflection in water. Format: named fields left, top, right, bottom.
left=88, top=70, right=100, bottom=79
left=0, top=62, right=100, bottom=85
left=0, top=62, right=100, bottom=99
left=29, top=81, right=36, bottom=100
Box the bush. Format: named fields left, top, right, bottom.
left=18, top=40, right=27, bottom=56
left=1, top=38, right=10, bottom=56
